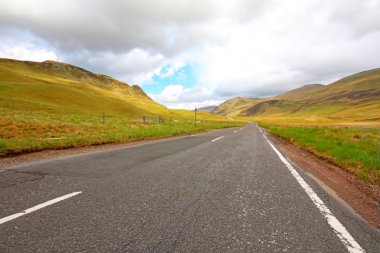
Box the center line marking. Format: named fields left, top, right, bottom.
left=212, top=136, right=224, bottom=142
left=257, top=125, right=364, bottom=253
left=0, top=191, right=82, bottom=225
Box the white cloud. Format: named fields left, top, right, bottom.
left=65, top=49, right=167, bottom=84
left=0, top=0, right=379, bottom=108
left=0, top=28, right=58, bottom=61
left=153, top=85, right=184, bottom=103
left=196, top=0, right=380, bottom=97
left=52, top=48, right=189, bottom=85
left=150, top=84, right=223, bottom=109
left=0, top=45, right=58, bottom=62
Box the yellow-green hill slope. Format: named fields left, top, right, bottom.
left=0, top=58, right=238, bottom=156
left=212, top=69, right=380, bottom=122
left=0, top=58, right=171, bottom=117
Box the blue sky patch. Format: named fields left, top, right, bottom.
left=142, top=64, right=197, bottom=94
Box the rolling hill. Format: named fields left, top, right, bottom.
left=0, top=58, right=227, bottom=121
left=0, top=58, right=170, bottom=117
left=196, top=106, right=217, bottom=112
left=0, top=58, right=236, bottom=155
left=212, top=69, right=380, bottom=122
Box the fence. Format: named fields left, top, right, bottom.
left=0, top=110, right=244, bottom=151
left=1, top=109, right=242, bottom=127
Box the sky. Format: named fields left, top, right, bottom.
left=0, top=0, right=379, bottom=109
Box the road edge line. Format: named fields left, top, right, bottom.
left=258, top=125, right=365, bottom=253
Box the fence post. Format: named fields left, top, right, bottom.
left=194, top=108, right=197, bottom=126
left=143, top=115, right=146, bottom=123
left=102, top=113, right=105, bottom=124
left=158, top=115, right=161, bottom=124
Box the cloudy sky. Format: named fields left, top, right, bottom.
left=1, top=0, right=379, bottom=109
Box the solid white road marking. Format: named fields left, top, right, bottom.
left=0, top=191, right=82, bottom=225
left=258, top=126, right=365, bottom=253
left=212, top=136, right=224, bottom=142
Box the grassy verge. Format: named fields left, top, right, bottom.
left=0, top=109, right=244, bottom=156
left=259, top=123, right=380, bottom=184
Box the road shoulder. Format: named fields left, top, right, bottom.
left=0, top=134, right=201, bottom=170
left=267, top=132, right=380, bottom=229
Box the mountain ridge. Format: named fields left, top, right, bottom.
left=0, top=58, right=168, bottom=116
left=18, top=59, right=149, bottom=97
left=0, top=58, right=228, bottom=121
left=197, top=106, right=217, bottom=112
left=211, top=68, right=380, bottom=121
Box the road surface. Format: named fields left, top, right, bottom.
left=0, top=124, right=379, bottom=252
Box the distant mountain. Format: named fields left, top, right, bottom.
left=0, top=58, right=169, bottom=116
left=197, top=106, right=217, bottom=112
left=212, top=69, right=380, bottom=121
left=211, top=97, right=258, bottom=115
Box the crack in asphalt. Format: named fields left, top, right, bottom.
left=0, top=171, right=45, bottom=192
left=167, top=178, right=217, bottom=252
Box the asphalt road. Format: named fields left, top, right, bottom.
left=0, top=124, right=379, bottom=252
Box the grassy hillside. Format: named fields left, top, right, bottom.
left=0, top=58, right=228, bottom=120
left=197, top=106, right=217, bottom=112
left=0, top=58, right=240, bottom=155
left=212, top=68, right=380, bottom=123
left=0, top=58, right=170, bottom=116
left=212, top=69, right=380, bottom=184
left=211, top=97, right=259, bottom=116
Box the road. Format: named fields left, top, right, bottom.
left=0, top=124, right=379, bottom=252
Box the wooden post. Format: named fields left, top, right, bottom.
left=194, top=108, right=197, bottom=126
left=102, top=113, right=105, bottom=124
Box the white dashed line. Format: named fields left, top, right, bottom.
left=258, top=125, right=365, bottom=253
left=211, top=136, right=224, bottom=142
left=0, top=191, right=82, bottom=225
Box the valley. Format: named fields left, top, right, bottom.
left=0, top=58, right=241, bottom=156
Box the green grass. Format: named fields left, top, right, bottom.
left=0, top=109, right=244, bottom=156
left=214, top=68, right=380, bottom=185
left=0, top=58, right=242, bottom=156
left=260, top=123, right=380, bottom=184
